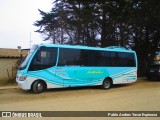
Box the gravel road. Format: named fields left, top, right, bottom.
left=0, top=78, right=160, bottom=120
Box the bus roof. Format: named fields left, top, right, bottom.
left=37, top=43, right=135, bottom=53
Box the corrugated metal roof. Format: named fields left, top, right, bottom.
left=0, top=48, right=28, bottom=58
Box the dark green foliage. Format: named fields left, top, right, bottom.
left=34, top=0, right=160, bottom=75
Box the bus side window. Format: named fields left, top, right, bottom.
left=29, top=47, right=57, bottom=71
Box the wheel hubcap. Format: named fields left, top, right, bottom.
left=104, top=81, right=110, bottom=88
left=37, top=83, right=43, bottom=91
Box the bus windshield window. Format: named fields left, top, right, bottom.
left=19, top=53, right=33, bottom=70
left=19, top=45, right=38, bottom=70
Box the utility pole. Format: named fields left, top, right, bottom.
left=17, top=46, right=22, bottom=65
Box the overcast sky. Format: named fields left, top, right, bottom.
left=0, top=0, right=53, bottom=49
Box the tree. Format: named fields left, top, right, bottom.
left=34, top=0, right=160, bottom=75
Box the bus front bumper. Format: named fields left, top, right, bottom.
left=16, top=79, right=29, bottom=90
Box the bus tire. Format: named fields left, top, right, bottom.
left=32, top=81, right=45, bottom=94
left=102, top=78, right=112, bottom=89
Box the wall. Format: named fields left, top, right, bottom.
left=0, top=58, right=19, bottom=81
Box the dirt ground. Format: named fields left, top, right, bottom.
left=0, top=78, right=160, bottom=120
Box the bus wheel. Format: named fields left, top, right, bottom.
left=102, top=78, right=112, bottom=89
left=32, top=81, right=45, bottom=94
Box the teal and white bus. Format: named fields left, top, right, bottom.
left=16, top=44, right=137, bottom=93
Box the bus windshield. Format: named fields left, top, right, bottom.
left=19, top=45, right=38, bottom=70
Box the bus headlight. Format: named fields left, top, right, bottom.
left=19, top=76, right=27, bottom=81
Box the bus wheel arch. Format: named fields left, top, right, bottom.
left=31, top=80, right=47, bottom=94
left=102, top=77, right=113, bottom=89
